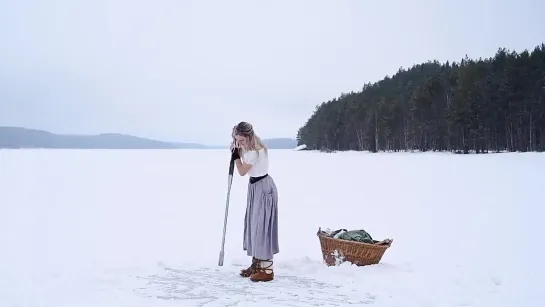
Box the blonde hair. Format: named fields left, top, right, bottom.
left=234, top=121, right=268, bottom=156
left=247, top=134, right=267, bottom=154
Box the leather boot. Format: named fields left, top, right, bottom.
left=250, top=259, right=274, bottom=282
left=239, top=257, right=258, bottom=277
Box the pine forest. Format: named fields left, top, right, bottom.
left=296, top=44, right=545, bottom=153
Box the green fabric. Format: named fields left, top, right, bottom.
left=334, top=229, right=374, bottom=244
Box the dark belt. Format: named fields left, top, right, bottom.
left=249, top=174, right=268, bottom=184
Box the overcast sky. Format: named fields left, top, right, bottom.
left=0, top=0, right=543, bottom=145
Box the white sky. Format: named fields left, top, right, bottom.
left=0, top=0, right=543, bottom=145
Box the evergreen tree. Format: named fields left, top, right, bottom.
left=297, top=44, right=545, bottom=153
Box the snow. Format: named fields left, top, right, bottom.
left=0, top=149, right=543, bottom=307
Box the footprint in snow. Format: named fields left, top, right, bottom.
left=133, top=265, right=376, bottom=306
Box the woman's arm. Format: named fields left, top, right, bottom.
left=234, top=149, right=257, bottom=176
left=235, top=158, right=252, bottom=176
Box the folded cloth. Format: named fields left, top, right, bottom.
left=319, top=227, right=391, bottom=245
left=336, top=229, right=374, bottom=244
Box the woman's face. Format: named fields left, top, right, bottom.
left=235, top=134, right=248, bottom=147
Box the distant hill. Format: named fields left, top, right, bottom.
left=210, top=138, right=298, bottom=149
left=262, top=138, right=297, bottom=149
left=0, top=127, right=206, bottom=149
left=0, top=127, right=299, bottom=150
left=171, top=142, right=225, bottom=149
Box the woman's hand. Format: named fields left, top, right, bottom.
left=230, top=137, right=240, bottom=151
left=230, top=125, right=239, bottom=150
left=231, top=146, right=241, bottom=162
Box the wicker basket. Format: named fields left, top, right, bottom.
left=317, top=227, right=393, bottom=267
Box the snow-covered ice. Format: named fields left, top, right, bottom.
left=0, top=149, right=543, bottom=307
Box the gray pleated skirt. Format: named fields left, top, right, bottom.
left=243, top=175, right=279, bottom=260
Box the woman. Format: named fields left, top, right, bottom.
left=230, top=121, right=279, bottom=282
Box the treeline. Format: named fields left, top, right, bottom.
left=296, top=44, right=545, bottom=153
